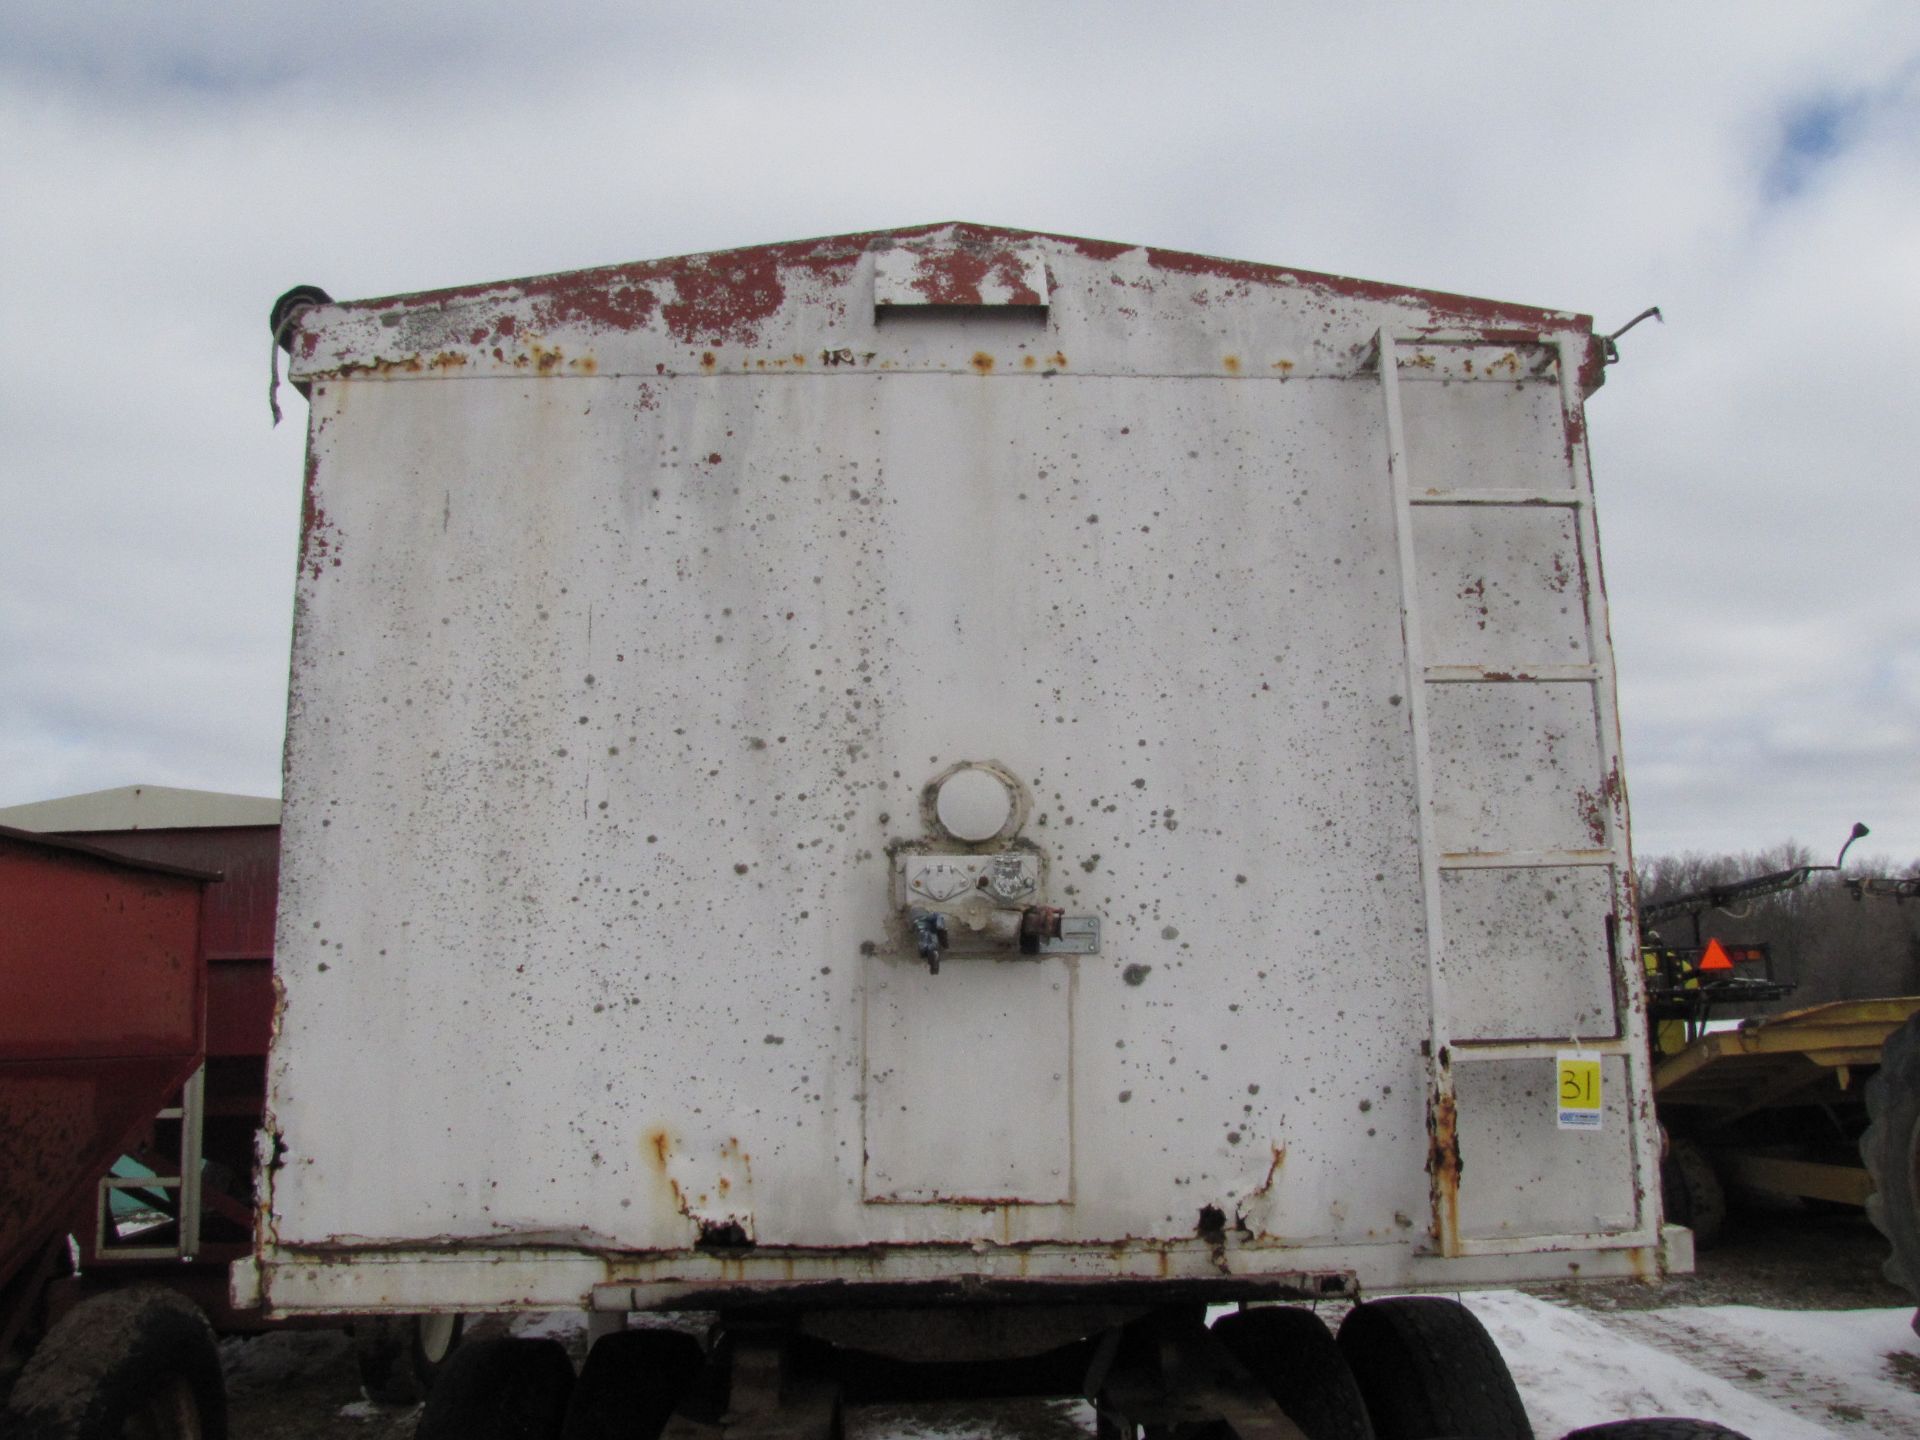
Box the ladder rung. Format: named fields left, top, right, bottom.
left=1439, top=851, right=1615, bottom=870
left=1424, top=665, right=1596, bottom=684
left=1449, top=1039, right=1634, bottom=1062
left=1409, top=490, right=1581, bottom=507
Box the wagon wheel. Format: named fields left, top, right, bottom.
left=352, top=1313, right=467, bottom=1402
left=2, top=1286, right=227, bottom=1440
left=1660, top=1136, right=1726, bottom=1249
left=416, top=1335, right=575, bottom=1440
left=561, top=1327, right=707, bottom=1440
left=1861, top=1010, right=1920, bottom=1302
left=1211, top=1306, right=1374, bottom=1439
left=1336, top=1296, right=1531, bottom=1440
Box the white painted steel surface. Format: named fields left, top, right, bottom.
left=257, top=225, right=1658, bottom=1316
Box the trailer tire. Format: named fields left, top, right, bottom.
left=1337, top=1296, right=1531, bottom=1440
left=1211, top=1306, right=1375, bottom=1439
left=1661, top=1138, right=1726, bottom=1250
left=417, top=1336, right=575, bottom=1440
left=1862, top=1011, right=1920, bottom=1298
left=1558, top=1422, right=1751, bottom=1438
left=561, top=1328, right=706, bottom=1440
left=3, top=1286, right=226, bottom=1440
left=352, top=1313, right=465, bottom=1402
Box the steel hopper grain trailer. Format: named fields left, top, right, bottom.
left=246, top=224, right=1705, bottom=1440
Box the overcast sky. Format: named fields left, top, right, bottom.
left=2, top=3, right=1915, bottom=864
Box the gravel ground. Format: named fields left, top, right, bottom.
left=216, top=1205, right=1914, bottom=1439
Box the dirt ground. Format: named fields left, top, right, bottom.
left=218, top=1205, right=1915, bottom=1439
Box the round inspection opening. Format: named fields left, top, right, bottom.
left=935, top=767, right=1016, bottom=843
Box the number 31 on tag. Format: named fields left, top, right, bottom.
left=1556, top=1051, right=1603, bottom=1130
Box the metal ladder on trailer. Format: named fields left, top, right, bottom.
left=1374, top=328, right=1663, bottom=1265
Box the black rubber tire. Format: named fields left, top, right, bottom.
left=353, top=1314, right=466, bottom=1403
left=1337, top=1296, right=1532, bottom=1440
left=3, top=1286, right=227, bottom=1440
left=269, top=284, right=333, bottom=343
left=1559, top=1422, right=1751, bottom=1438
left=1862, top=1011, right=1920, bottom=1299
left=1211, top=1307, right=1375, bottom=1440
left=1661, top=1138, right=1726, bottom=1250
left=417, top=1335, right=575, bottom=1440
left=561, top=1328, right=707, bottom=1440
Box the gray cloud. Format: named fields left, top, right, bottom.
left=3, top=2, right=1917, bottom=860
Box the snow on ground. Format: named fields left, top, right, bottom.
left=314, top=1297, right=1920, bottom=1438
left=1599, top=1303, right=1920, bottom=1436
left=507, top=1311, right=591, bottom=1346
left=1465, top=1292, right=1920, bottom=1439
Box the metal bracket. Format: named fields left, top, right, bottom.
left=1034, top=916, right=1100, bottom=955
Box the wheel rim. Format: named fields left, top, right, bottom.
left=122, top=1374, right=201, bottom=1440
left=419, top=1312, right=459, bottom=1365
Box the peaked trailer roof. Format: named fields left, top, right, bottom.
left=283, top=222, right=1606, bottom=394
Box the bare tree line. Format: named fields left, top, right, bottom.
left=1636, top=845, right=1920, bottom=1009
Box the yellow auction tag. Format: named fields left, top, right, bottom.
left=1556, top=1051, right=1603, bottom=1130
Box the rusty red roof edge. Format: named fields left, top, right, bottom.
left=331, top=221, right=1594, bottom=336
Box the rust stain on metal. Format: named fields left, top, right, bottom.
left=1248, top=1144, right=1286, bottom=1199
left=660, top=256, right=787, bottom=346
left=970, top=352, right=995, bottom=375
left=1458, top=577, right=1489, bottom=630
left=332, top=353, right=426, bottom=378
left=525, top=274, right=659, bottom=334
left=1426, top=1087, right=1461, bottom=1252
left=300, top=453, right=341, bottom=581
left=1057, top=234, right=1133, bottom=262
left=902, top=245, right=1045, bottom=307
left=1574, top=763, right=1621, bottom=848
left=1574, top=788, right=1605, bottom=846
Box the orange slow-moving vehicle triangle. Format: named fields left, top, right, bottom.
left=1699, top=938, right=1735, bottom=971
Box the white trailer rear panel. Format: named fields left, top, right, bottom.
left=249, top=225, right=1664, bottom=1318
